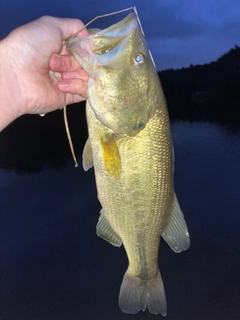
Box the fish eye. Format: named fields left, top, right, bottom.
left=133, top=53, right=144, bottom=66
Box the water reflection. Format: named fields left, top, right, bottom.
left=1, top=121, right=240, bottom=319
left=172, top=122, right=240, bottom=250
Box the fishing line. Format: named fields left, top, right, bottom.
left=63, top=93, right=78, bottom=167
left=64, top=7, right=135, bottom=44
left=63, top=6, right=155, bottom=167
left=132, top=7, right=156, bottom=68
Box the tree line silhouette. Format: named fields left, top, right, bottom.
left=159, top=45, right=240, bottom=127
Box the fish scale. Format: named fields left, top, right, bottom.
left=86, top=96, right=172, bottom=282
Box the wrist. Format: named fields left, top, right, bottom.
left=0, top=37, right=26, bottom=131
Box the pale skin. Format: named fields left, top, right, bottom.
left=0, top=16, right=89, bottom=131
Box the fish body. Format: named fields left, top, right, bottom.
left=68, top=13, right=190, bottom=315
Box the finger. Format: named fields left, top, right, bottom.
left=62, top=69, right=89, bottom=81
left=49, top=54, right=82, bottom=72
left=66, top=93, right=87, bottom=105
left=57, top=79, right=88, bottom=98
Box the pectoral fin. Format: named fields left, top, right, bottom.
left=100, top=133, right=121, bottom=178
left=162, top=193, right=190, bottom=253
left=82, top=138, right=93, bottom=171
left=96, top=210, right=122, bottom=247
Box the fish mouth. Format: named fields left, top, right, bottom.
left=67, top=13, right=139, bottom=74
left=68, top=13, right=153, bottom=136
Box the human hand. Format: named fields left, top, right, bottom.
left=0, top=16, right=89, bottom=130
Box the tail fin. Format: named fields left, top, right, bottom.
left=118, top=269, right=167, bottom=316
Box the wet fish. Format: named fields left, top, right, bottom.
left=68, top=12, right=190, bottom=316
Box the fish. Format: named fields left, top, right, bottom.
left=68, top=12, right=190, bottom=316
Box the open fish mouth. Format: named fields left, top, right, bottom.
left=67, top=12, right=156, bottom=135
left=67, top=13, right=139, bottom=74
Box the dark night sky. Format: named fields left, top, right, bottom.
left=1, top=0, right=240, bottom=70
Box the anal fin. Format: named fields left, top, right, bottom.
left=96, top=210, right=122, bottom=247
left=162, top=193, right=190, bottom=253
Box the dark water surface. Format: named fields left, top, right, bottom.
left=1, top=121, right=240, bottom=320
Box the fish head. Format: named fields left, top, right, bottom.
left=68, top=13, right=159, bottom=135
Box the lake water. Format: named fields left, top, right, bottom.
left=1, top=121, right=240, bottom=320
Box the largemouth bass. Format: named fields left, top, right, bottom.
left=68, top=12, right=190, bottom=316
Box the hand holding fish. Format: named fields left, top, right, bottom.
left=0, top=16, right=89, bottom=131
